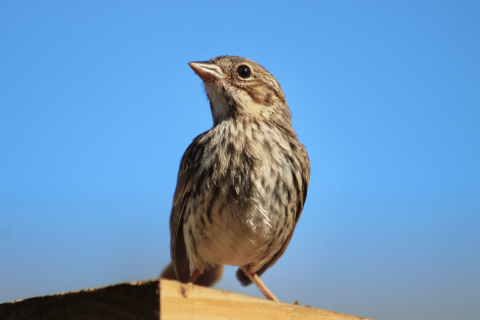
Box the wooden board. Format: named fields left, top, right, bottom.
left=0, top=279, right=373, bottom=320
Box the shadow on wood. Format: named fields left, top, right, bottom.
left=0, top=279, right=373, bottom=319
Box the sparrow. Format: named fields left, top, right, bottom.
left=160, top=56, right=310, bottom=301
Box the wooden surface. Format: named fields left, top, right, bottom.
left=0, top=279, right=373, bottom=320
left=0, top=280, right=159, bottom=320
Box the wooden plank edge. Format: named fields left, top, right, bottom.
left=0, top=279, right=374, bottom=320
left=160, top=279, right=373, bottom=320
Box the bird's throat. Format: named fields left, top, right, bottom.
left=205, top=84, right=235, bottom=125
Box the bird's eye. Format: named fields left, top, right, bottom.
left=237, top=65, right=251, bottom=78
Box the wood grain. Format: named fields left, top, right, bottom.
left=0, top=280, right=159, bottom=320
left=0, top=279, right=373, bottom=320
left=160, top=279, right=371, bottom=320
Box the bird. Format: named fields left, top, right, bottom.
left=160, top=56, right=310, bottom=301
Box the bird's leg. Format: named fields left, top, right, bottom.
left=241, top=265, right=279, bottom=302
left=189, top=269, right=201, bottom=284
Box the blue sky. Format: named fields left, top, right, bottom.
left=1, top=1, right=479, bottom=319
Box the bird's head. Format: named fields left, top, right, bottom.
left=188, top=56, right=292, bottom=128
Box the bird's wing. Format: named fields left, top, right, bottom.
left=170, top=135, right=205, bottom=283
left=237, top=146, right=310, bottom=286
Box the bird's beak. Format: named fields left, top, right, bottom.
left=188, top=61, right=225, bottom=82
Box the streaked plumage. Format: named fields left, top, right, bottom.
left=162, top=56, right=310, bottom=300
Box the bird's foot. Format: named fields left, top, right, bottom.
left=241, top=265, right=279, bottom=302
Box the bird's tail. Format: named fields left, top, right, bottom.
left=160, top=262, right=224, bottom=287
